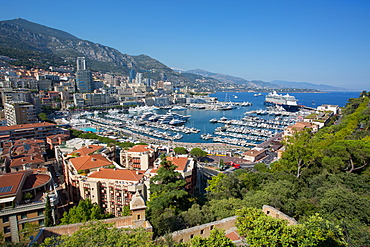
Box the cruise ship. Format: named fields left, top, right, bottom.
left=264, top=91, right=300, bottom=112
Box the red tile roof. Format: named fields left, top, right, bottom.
left=225, top=231, right=241, bottom=241
left=127, top=145, right=153, bottom=153
left=0, top=122, right=56, bottom=132
left=0, top=171, right=28, bottom=196
left=69, top=145, right=104, bottom=157
left=70, top=154, right=112, bottom=171
left=22, top=174, right=51, bottom=190
left=167, top=157, right=188, bottom=172
left=10, top=154, right=45, bottom=167
left=88, top=168, right=144, bottom=182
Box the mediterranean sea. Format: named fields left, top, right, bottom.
left=154, top=91, right=360, bottom=144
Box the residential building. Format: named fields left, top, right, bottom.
left=79, top=168, right=149, bottom=216
left=4, top=101, right=37, bottom=126
left=317, top=104, right=340, bottom=115
left=284, top=121, right=318, bottom=138
left=75, top=57, right=93, bottom=93
left=1, top=139, right=47, bottom=173
left=46, top=133, right=70, bottom=150
left=0, top=122, right=67, bottom=142
left=120, top=145, right=158, bottom=170
left=242, top=148, right=267, bottom=162
left=166, top=157, right=196, bottom=194
left=63, top=145, right=115, bottom=203
left=0, top=170, right=59, bottom=244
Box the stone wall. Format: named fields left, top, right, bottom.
left=169, top=216, right=238, bottom=243
left=262, top=205, right=298, bottom=225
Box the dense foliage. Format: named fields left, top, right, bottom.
left=40, top=222, right=156, bottom=247
left=147, top=156, right=191, bottom=236
left=60, top=199, right=111, bottom=225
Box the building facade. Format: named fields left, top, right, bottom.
left=4, top=101, right=37, bottom=126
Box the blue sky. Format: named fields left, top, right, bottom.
left=2, top=0, right=370, bottom=90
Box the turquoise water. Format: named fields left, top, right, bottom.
left=80, top=127, right=97, bottom=133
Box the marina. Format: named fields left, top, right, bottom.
left=60, top=92, right=359, bottom=147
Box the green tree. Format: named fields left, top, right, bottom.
left=60, top=199, right=108, bottom=225
left=276, top=129, right=316, bottom=178
left=323, top=140, right=370, bottom=173
left=236, top=207, right=346, bottom=247
left=183, top=228, right=236, bottom=247
left=174, top=147, right=188, bottom=155
left=44, top=195, right=53, bottom=227
left=38, top=112, right=49, bottom=122
left=41, top=222, right=156, bottom=247
left=148, top=158, right=190, bottom=236
left=180, top=204, right=214, bottom=227
left=189, top=148, right=208, bottom=161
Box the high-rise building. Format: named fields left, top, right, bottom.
left=75, top=57, right=93, bottom=93
left=76, top=57, right=86, bottom=71
left=135, top=73, right=143, bottom=84
left=129, top=69, right=136, bottom=83
left=4, top=101, right=37, bottom=126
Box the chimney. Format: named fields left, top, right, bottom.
left=92, top=158, right=96, bottom=161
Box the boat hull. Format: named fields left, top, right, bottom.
left=264, top=101, right=300, bottom=112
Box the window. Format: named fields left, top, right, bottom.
left=21, top=212, right=27, bottom=219
left=4, top=226, right=10, bottom=233
left=200, top=229, right=204, bottom=234
left=137, top=215, right=141, bottom=220
left=266, top=210, right=270, bottom=215
left=38, top=209, right=44, bottom=216
left=210, top=225, right=214, bottom=230
left=39, top=219, right=44, bottom=226
left=5, top=237, right=11, bottom=242
left=190, top=234, right=194, bottom=239
left=3, top=215, right=9, bottom=223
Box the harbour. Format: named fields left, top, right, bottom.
left=60, top=91, right=360, bottom=147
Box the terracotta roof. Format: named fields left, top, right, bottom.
left=167, top=157, right=188, bottom=172
left=69, top=145, right=104, bottom=157
left=0, top=122, right=56, bottom=132
left=287, top=122, right=316, bottom=132
left=225, top=231, right=241, bottom=241
left=14, top=139, right=45, bottom=146
left=47, top=133, right=69, bottom=140
left=10, top=154, right=45, bottom=167
left=70, top=154, right=112, bottom=171
left=243, top=149, right=266, bottom=157
left=22, top=174, right=51, bottom=190
left=0, top=171, right=28, bottom=196
left=88, top=168, right=144, bottom=182
left=127, top=145, right=153, bottom=153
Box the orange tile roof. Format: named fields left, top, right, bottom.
left=22, top=174, right=51, bottom=190
left=69, top=145, right=104, bottom=157
left=243, top=149, right=266, bottom=157
left=88, top=168, right=144, bottom=182
left=47, top=133, right=70, bottom=140
left=127, top=145, right=153, bottom=153
left=167, top=157, right=188, bottom=172
left=0, top=122, right=56, bottom=132
left=14, top=139, right=45, bottom=146
left=70, top=154, right=112, bottom=171
left=0, top=171, right=28, bottom=196
left=225, top=231, right=241, bottom=241
left=10, top=154, right=45, bottom=167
